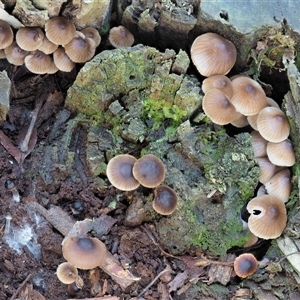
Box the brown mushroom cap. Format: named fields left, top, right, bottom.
left=190, top=32, right=237, bottom=77
left=231, top=77, right=267, bottom=116
left=45, top=16, right=76, bottom=45
left=246, top=195, right=287, bottom=239
left=202, top=75, right=233, bottom=98
left=233, top=253, right=258, bottom=278
left=53, top=47, right=75, bottom=72
left=257, top=107, right=290, bottom=143
left=264, top=168, right=292, bottom=203
left=106, top=154, right=140, bottom=191
left=231, top=111, right=249, bottom=128
left=16, top=27, right=44, bottom=51
left=153, top=185, right=178, bottom=215
left=64, top=32, right=96, bottom=63
left=108, top=25, right=134, bottom=48
left=25, top=50, right=58, bottom=74
left=251, top=131, right=268, bottom=158
left=132, top=154, right=166, bottom=188
left=62, top=237, right=106, bottom=270
left=202, top=88, right=237, bottom=125
left=56, top=262, right=78, bottom=284
left=38, top=35, right=58, bottom=54
left=4, top=41, right=29, bottom=65
left=0, top=20, right=14, bottom=49
left=266, top=139, right=295, bottom=167
left=81, top=27, right=101, bottom=47
left=256, top=156, right=283, bottom=184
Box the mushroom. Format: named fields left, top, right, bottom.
left=255, top=157, right=283, bottom=184
left=45, top=16, right=76, bottom=45
left=106, top=154, right=140, bottom=191
left=264, top=168, right=292, bottom=203
left=25, top=50, right=58, bottom=74
left=231, top=111, right=249, bottom=128
left=256, top=185, right=267, bottom=197
left=231, top=77, right=267, bottom=116
left=243, top=233, right=259, bottom=248
left=266, top=139, right=295, bottom=167
left=16, top=27, right=44, bottom=51
left=4, top=212, right=12, bottom=236
left=5, top=179, right=20, bottom=202
left=53, top=47, right=76, bottom=72
left=202, top=88, right=237, bottom=125
left=152, top=185, right=178, bottom=215
left=202, top=75, right=233, bottom=98
left=246, top=195, right=287, bottom=239
left=64, top=31, right=96, bottom=63
left=257, top=107, right=290, bottom=143
left=132, top=154, right=166, bottom=188
left=190, top=32, right=237, bottom=77
left=251, top=131, right=268, bottom=158
left=108, top=25, right=134, bottom=48
left=38, top=35, right=58, bottom=54
left=0, top=20, right=14, bottom=49
left=56, top=262, right=78, bottom=284
left=81, top=27, right=101, bottom=47
left=233, top=253, right=258, bottom=278
left=4, top=41, right=29, bottom=66
left=62, top=237, right=107, bottom=270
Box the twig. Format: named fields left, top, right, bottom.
left=10, top=273, right=32, bottom=300
left=137, top=267, right=174, bottom=297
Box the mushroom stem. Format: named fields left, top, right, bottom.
left=4, top=212, right=12, bottom=236
left=12, top=189, right=20, bottom=202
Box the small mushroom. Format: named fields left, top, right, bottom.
left=266, top=139, right=295, bottom=167
left=53, top=47, right=75, bottom=72
left=4, top=41, right=29, bottom=66
left=251, top=131, right=268, bottom=158
left=257, top=107, right=290, bottom=143
left=108, top=26, right=134, bottom=48
left=64, top=31, right=96, bottom=63
left=16, top=27, right=44, bottom=51
left=5, top=179, right=20, bottom=202
left=255, top=157, right=283, bottom=184
left=132, top=154, right=166, bottom=188
left=56, top=262, right=78, bottom=284
left=246, top=195, right=287, bottom=239
left=62, top=237, right=107, bottom=270
left=152, top=185, right=178, bottom=215
left=230, top=111, right=249, bottom=128
left=25, top=50, right=58, bottom=74
left=231, top=77, right=267, bottom=116
left=190, top=32, right=237, bottom=77
left=81, top=27, right=101, bottom=47
left=4, top=212, right=12, bottom=236
left=233, top=253, right=258, bottom=278
left=38, top=35, right=58, bottom=54
left=202, top=88, right=237, bottom=125
left=45, top=16, right=76, bottom=45
left=202, top=75, right=233, bottom=98
left=106, top=154, right=140, bottom=191
left=0, top=20, right=14, bottom=49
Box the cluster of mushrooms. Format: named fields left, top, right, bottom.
left=106, top=153, right=178, bottom=216
left=191, top=32, right=295, bottom=277
left=0, top=17, right=134, bottom=74
left=56, top=236, right=107, bottom=294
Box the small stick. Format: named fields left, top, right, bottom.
left=10, top=273, right=32, bottom=300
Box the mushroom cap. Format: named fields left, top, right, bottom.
left=106, top=154, right=140, bottom=191
left=202, top=88, right=237, bottom=125
left=62, top=237, right=106, bottom=270
left=56, top=262, right=78, bottom=284
left=264, top=168, right=291, bottom=203
left=0, top=20, right=14, bottom=49
left=4, top=41, right=29, bottom=65
left=81, top=27, right=101, bottom=47
left=246, top=195, right=287, bottom=239
left=190, top=32, right=237, bottom=77
left=231, top=111, right=249, bottom=128
left=266, top=139, right=295, bottom=167
left=257, top=107, right=290, bottom=142
left=25, top=50, right=58, bottom=74
left=53, top=47, right=76, bottom=72
left=64, top=32, right=96, bottom=63
left=231, top=77, right=267, bottom=116
left=251, top=131, right=268, bottom=158
left=132, top=154, right=166, bottom=188
left=256, top=185, right=267, bottom=197
left=38, top=35, right=58, bottom=54
left=153, top=185, right=178, bottom=215
left=0, top=49, right=5, bottom=59
left=243, top=232, right=259, bottom=248
left=45, top=16, right=76, bottom=45
left=108, top=25, right=134, bottom=48
left=16, top=27, right=44, bottom=51
left=234, top=253, right=258, bottom=278
left=256, top=156, right=283, bottom=184
left=202, top=75, right=233, bottom=98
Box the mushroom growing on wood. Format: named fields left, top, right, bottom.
left=153, top=185, right=178, bottom=215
